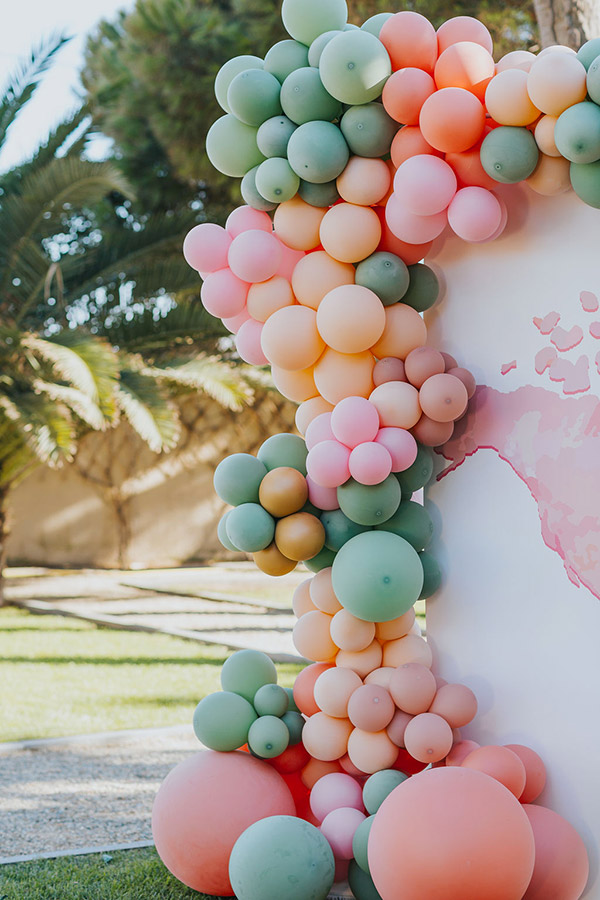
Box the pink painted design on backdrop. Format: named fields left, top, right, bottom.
left=596, top=352, right=600, bottom=375
left=533, top=312, right=560, bottom=334
left=580, top=291, right=599, bottom=313
left=548, top=358, right=571, bottom=383
left=589, top=323, right=600, bottom=339
left=550, top=325, right=584, bottom=352
left=562, top=356, right=590, bottom=396
left=535, top=347, right=557, bottom=375
left=501, top=360, right=517, bottom=375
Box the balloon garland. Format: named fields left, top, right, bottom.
left=153, top=3, right=596, bottom=898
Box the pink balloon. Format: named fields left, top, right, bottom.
left=474, top=194, right=507, bottom=243
left=373, top=357, right=407, bottom=386
left=183, top=223, right=232, bottom=274
left=306, top=474, right=340, bottom=511
left=222, top=307, right=251, bottom=334
left=306, top=440, right=351, bottom=488
left=277, top=243, right=305, bottom=280
left=447, top=187, right=502, bottom=243
left=522, top=805, right=589, bottom=900
left=201, top=268, right=249, bottom=318
left=393, top=155, right=458, bottom=216
left=386, top=193, right=448, bottom=244
left=305, top=412, right=335, bottom=451
left=446, top=739, right=481, bottom=766
left=330, top=397, right=381, bottom=449
left=310, top=772, right=364, bottom=821
left=225, top=205, right=273, bottom=238
left=235, top=318, right=268, bottom=365
left=349, top=442, right=392, bottom=485
left=228, top=230, right=282, bottom=283
left=320, top=807, right=366, bottom=860
left=375, top=427, right=418, bottom=472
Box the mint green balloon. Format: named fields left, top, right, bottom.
left=570, top=159, right=600, bottom=207
left=214, top=452, right=267, bottom=506
left=308, top=30, right=342, bottom=67
left=227, top=69, right=283, bottom=127
left=402, top=264, right=440, bottom=313
left=480, top=126, right=539, bottom=184
left=258, top=433, right=308, bottom=474
left=355, top=252, right=409, bottom=306
left=264, top=40, right=310, bottom=84
left=299, top=178, right=340, bottom=206
left=352, top=815, right=374, bottom=873
left=241, top=165, right=277, bottom=211
left=332, top=530, right=423, bottom=622
left=206, top=115, right=266, bottom=177
left=395, top=444, right=434, bottom=493
left=586, top=55, right=600, bottom=104
left=226, top=503, right=275, bottom=552
left=555, top=102, right=600, bottom=164
left=192, top=691, right=257, bottom=751
left=282, top=710, right=305, bottom=744
left=376, top=500, right=433, bottom=552
left=257, top=116, right=297, bottom=157
left=248, top=715, right=290, bottom=758
left=419, top=550, right=441, bottom=599
left=282, top=0, right=348, bottom=47
left=321, top=508, right=370, bottom=551
left=284, top=687, right=300, bottom=713
left=255, top=157, right=300, bottom=202
left=221, top=649, right=277, bottom=703
left=337, top=475, right=401, bottom=526
left=340, top=103, right=397, bottom=157
left=577, top=39, right=600, bottom=70
left=253, top=683, right=289, bottom=717
left=281, top=67, right=342, bottom=125
left=287, top=120, right=350, bottom=183
left=215, top=55, right=263, bottom=112
left=361, top=13, right=393, bottom=37
left=348, top=860, right=384, bottom=900
left=304, top=546, right=337, bottom=572
left=362, top=769, right=408, bottom=815
left=319, top=31, right=391, bottom=105
left=218, top=510, right=239, bottom=551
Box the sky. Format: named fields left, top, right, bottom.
left=0, top=0, right=136, bottom=172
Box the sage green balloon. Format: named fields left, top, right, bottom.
left=258, top=433, right=308, bottom=474
left=362, top=769, right=408, bottom=815
left=247, top=715, right=290, bottom=758
left=299, top=178, right=340, bottom=206
left=218, top=510, right=239, bottom=551
left=308, top=30, right=343, bottom=67
left=264, top=39, right=310, bottom=83
left=227, top=69, right=283, bottom=127
left=395, top=444, right=434, bottom=493
left=570, top=159, right=600, bottom=207
left=555, top=101, right=600, bottom=164
left=304, top=545, right=337, bottom=572
left=221, top=648, right=277, bottom=703
left=480, top=126, right=539, bottom=184
left=348, top=860, right=384, bottom=900
left=282, top=710, right=305, bottom=744
left=253, top=683, right=289, bottom=717
left=192, top=691, right=257, bottom=751
left=402, top=263, right=440, bottom=312
left=376, top=500, right=433, bottom=551
left=282, top=0, right=348, bottom=47
left=301, top=498, right=322, bottom=517
left=337, top=475, right=401, bottom=526
left=340, top=103, right=398, bottom=157
left=577, top=39, right=600, bottom=70
left=257, top=115, right=297, bottom=157
left=319, top=31, right=391, bottom=105
left=281, top=67, right=342, bottom=125
left=241, top=165, right=277, bottom=211
left=206, top=115, right=266, bottom=177
left=419, top=550, right=442, bottom=599
left=284, top=687, right=301, bottom=714
left=214, top=452, right=267, bottom=506
left=255, top=157, right=300, bottom=202
left=352, top=815, right=374, bottom=873
left=287, top=120, right=350, bottom=183
left=355, top=252, right=409, bottom=306
left=321, top=508, right=371, bottom=551
left=361, top=12, right=393, bottom=37
left=331, top=530, right=424, bottom=622
left=586, top=55, right=600, bottom=104
left=226, top=503, right=275, bottom=552
left=215, top=55, right=263, bottom=112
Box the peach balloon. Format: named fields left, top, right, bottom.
left=495, top=50, right=536, bottom=73
left=370, top=303, right=428, bottom=360
left=301, top=757, right=343, bottom=790
left=347, top=727, right=400, bottom=774
left=296, top=396, right=335, bottom=435
left=526, top=51, right=587, bottom=116
left=462, top=745, right=527, bottom=798
left=379, top=11, right=438, bottom=74
left=336, top=157, right=391, bottom=206
left=330, top=609, right=376, bottom=652
left=526, top=153, right=571, bottom=196
left=522, top=805, right=589, bottom=900
left=446, top=366, right=476, bottom=398
left=302, top=712, right=353, bottom=761
left=441, top=351, right=458, bottom=370
left=317, top=285, right=386, bottom=354
left=274, top=196, right=327, bottom=251
left=434, top=42, right=495, bottom=101
left=261, top=305, right=325, bottom=371
left=411, top=414, right=454, bottom=446
left=446, top=738, right=480, bottom=766
left=375, top=608, right=416, bottom=642
left=445, top=144, right=498, bottom=190
left=404, top=347, right=446, bottom=388
left=429, top=683, right=478, bottom=727
left=389, top=663, right=437, bottom=715
left=314, top=349, right=375, bottom=405
left=504, top=744, right=546, bottom=803
left=310, top=567, right=343, bottom=615
left=253, top=542, right=297, bottom=576
left=390, top=126, right=442, bottom=168
left=314, top=666, right=363, bottom=718
left=293, top=662, right=333, bottom=716
left=437, top=16, right=494, bottom=54
left=534, top=115, right=560, bottom=156
left=382, top=634, right=433, bottom=669
left=403, top=712, right=453, bottom=762
left=348, top=684, right=395, bottom=732
left=420, top=88, right=486, bottom=153
left=246, top=275, right=295, bottom=323
left=292, top=251, right=355, bottom=311
left=293, top=610, right=337, bottom=662
left=386, top=193, right=448, bottom=243
left=369, top=381, right=422, bottom=429
left=365, top=667, right=396, bottom=690
left=271, top=364, right=317, bottom=403
left=386, top=709, right=413, bottom=747
left=337, top=640, right=383, bottom=680
left=485, top=69, right=540, bottom=126
left=419, top=372, right=468, bottom=422
left=319, top=204, right=382, bottom=264
left=373, top=357, right=406, bottom=386
left=382, top=68, right=436, bottom=125
left=292, top=578, right=317, bottom=617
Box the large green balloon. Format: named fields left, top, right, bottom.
left=282, top=0, right=348, bottom=47
left=480, top=126, right=539, bottom=184
left=264, top=40, right=310, bottom=84
left=226, top=503, right=275, bottom=552
left=331, top=530, right=424, bottom=622
left=376, top=500, right=434, bottom=552
left=298, top=178, right=340, bottom=206
left=221, top=648, right=277, bottom=703
left=192, top=691, right=257, bottom=751
left=281, top=67, right=342, bottom=125
left=287, top=120, right=350, bottom=183
left=321, top=508, right=371, bottom=551
left=570, top=159, right=600, bottom=208
left=308, top=30, right=343, bottom=67
left=258, top=433, right=308, bottom=474
left=395, top=444, right=434, bottom=493
left=215, top=55, right=263, bottom=112
left=282, top=710, right=305, bottom=744
left=304, top=545, right=337, bottom=572
left=253, top=683, right=289, bottom=717
left=402, top=264, right=441, bottom=313
left=218, top=510, right=239, bottom=551
left=257, top=116, right=297, bottom=158
left=352, top=815, right=374, bottom=874
left=348, top=860, right=384, bottom=900
left=554, top=101, right=600, bottom=164
left=255, top=157, right=300, bottom=202
left=337, top=475, right=401, bottom=526
left=340, top=103, right=398, bottom=157
left=355, top=252, right=409, bottom=306
left=241, top=165, right=277, bottom=211
left=206, top=115, right=266, bottom=177
left=214, top=452, right=267, bottom=506
left=586, top=55, right=600, bottom=104
left=419, top=550, right=442, bottom=599
left=227, top=69, right=283, bottom=127
left=247, top=715, right=290, bottom=758
left=319, top=31, right=391, bottom=105
left=361, top=13, right=393, bottom=37
left=577, top=39, right=600, bottom=70
left=362, top=769, right=408, bottom=815
left=229, top=816, right=335, bottom=900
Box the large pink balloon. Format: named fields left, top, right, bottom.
left=201, top=268, right=248, bottom=318
left=386, top=193, right=448, bottom=244
left=225, top=205, right=273, bottom=238
left=522, top=805, right=589, bottom=900
left=349, top=442, right=392, bottom=485
left=228, top=230, right=282, bottom=283
left=393, top=155, right=457, bottom=216
left=183, top=223, right=232, bottom=273
left=447, top=187, right=502, bottom=243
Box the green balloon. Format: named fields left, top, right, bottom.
left=287, top=120, right=350, bottom=183
left=587, top=55, right=600, bottom=105
left=355, top=252, right=409, bottom=306
left=258, top=433, right=308, bottom=474
left=577, top=39, right=600, bottom=70
left=554, top=101, right=600, bottom=164
left=257, top=115, right=297, bottom=157
left=282, top=0, right=348, bottom=47
left=241, top=165, right=277, bottom=211
left=361, top=12, right=393, bottom=37
left=282, top=710, right=305, bottom=744
left=348, top=860, right=384, bottom=900
left=304, top=545, right=337, bottom=572
left=281, top=67, right=342, bottom=125
left=395, top=444, right=434, bottom=493
left=298, top=178, right=340, bottom=206
left=301, top=498, right=322, bottom=517
left=221, top=648, right=277, bottom=703
left=226, top=503, right=275, bottom=553
left=206, top=115, right=266, bottom=177
left=337, top=475, right=401, bottom=526
left=308, top=30, right=343, bottom=67
left=321, top=508, right=371, bottom=551
left=192, top=691, right=257, bottom=751
left=419, top=550, right=442, bottom=599
left=218, top=510, right=239, bottom=551
left=332, top=530, right=424, bottom=622
left=480, top=126, right=539, bottom=184
left=247, top=714, right=290, bottom=758
left=214, top=452, right=267, bottom=506
left=319, top=31, right=391, bottom=105
left=352, top=815, right=374, bottom=874
left=376, top=500, right=433, bottom=551
left=284, top=686, right=300, bottom=713
left=362, top=769, right=408, bottom=815
left=264, top=40, right=310, bottom=84
left=227, top=69, right=283, bottom=127
left=402, top=263, right=440, bottom=312
left=229, top=816, right=335, bottom=900
left=345, top=23, right=360, bottom=30
left=214, top=55, right=263, bottom=112
left=253, top=683, right=289, bottom=717
left=255, top=157, right=300, bottom=202
left=570, top=159, right=600, bottom=207
left=340, top=103, right=397, bottom=157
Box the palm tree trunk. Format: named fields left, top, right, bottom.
left=0, top=486, right=10, bottom=607
left=533, top=0, right=600, bottom=49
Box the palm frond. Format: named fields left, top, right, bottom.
left=100, top=299, right=225, bottom=354
left=146, top=356, right=255, bottom=412
left=32, top=380, right=106, bottom=431
left=0, top=390, right=76, bottom=466
left=49, top=332, right=120, bottom=419
left=116, top=368, right=180, bottom=453
left=21, top=333, right=115, bottom=408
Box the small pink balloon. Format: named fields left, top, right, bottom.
left=305, top=412, right=335, bottom=451
left=306, top=440, right=351, bottom=488
left=183, top=223, right=232, bottom=273
left=373, top=357, right=407, bottom=386
left=310, top=772, right=364, bottom=822
left=393, top=155, right=458, bottom=216
left=505, top=744, right=546, bottom=804
left=222, top=307, right=251, bottom=334
left=225, top=205, right=273, bottom=238
left=349, top=442, right=392, bottom=485
left=201, top=268, right=249, bottom=318
left=276, top=244, right=305, bottom=280
left=235, top=318, right=268, bottom=365
left=386, top=193, right=448, bottom=244
left=320, top=807, right=366, bottom=860
left=330, top=397, right=381, bottom=449
left=375, top=427, right=418, bottom=472
left=447, top=186, right=502, bottom=243
left=228, top=230, right=282, bottom=283
left=386, top=709, right=413, bottom=747
left=446, top=739, right=481, bottom=766
left=306, top=474, right=340, bottom=511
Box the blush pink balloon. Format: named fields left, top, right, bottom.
left=386, top=193, right=448, bottom=244
left=201, top=268, right=249, bottom=318
left=446, top=739, right=481, bottom=766
left=393, top=155, right=458, bottom=216
left=228, top=230, right=282, bottom=283
left=305, top=412, right=335, bottom=450
left=309, top=772, right=364, bottom=822
left=222, top=307, right=251, bottom=334
left=225, top=205, right=273, bottom=237
left=306, top=440, right=351, bottom=488
left=320, top=807, right=366, bottom=860
left=349, top=442, right=392, bottom=485
left=373, top=357, right=407, bottom=386
left=276, top=244, right=305, bottom=280
left=375, top=427, right=418, bottom=472
left=235, top=318, right=268, bottom=365
left=183, top=223, right=232, bottom=273
left=447, top=187, right=502, bottom=243
left=306, top=475, right=340, bottom=511
left=330, top=397, right=381, bottom=449
left=522, top=805, right=589, bottom=900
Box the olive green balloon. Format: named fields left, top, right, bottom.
left=480, top=126, right=539, bottom=184
left=402, top=264, right=440, bottom=312
left=227, top=69, right=283, bottom=127
left=395, top=444, right=434, bottom=493
left=419, top=550, right=442, bottom=599
left=248, top=714, right=290, bottom=758
left=221, top=648, right=277, bottom=703
left=257, top=115, right=297, bottom=158
left=586, top=55, right=600, bottom=104
left=355, top=252, right=409, bottom=306
left=255, top=157, right=300, bottom=202
left=348, top=860, right=384, bottom=900
left=361, top=12, right=393, bottom=37
left=284, top=686, right=300, bottom=714
left=304, top=545, right=337, bottom=572
left=218, top=510, right=239, bottom=551
left=264, top=40, right=310, bottom=84
left=577, top=39, right=600, bottom=70
left=206, top=115, right=266, bottom=177
left=319, top=31, right=391, bottom=105
left=192, top=691, right=257, bottom=751
left=331, top=531, right=423, bottom=622
left=352, top=815, right=374, bottom=873
left=281, top=67, right=342, bottom=125
left=214, top=452, right=268, bottom=506
left=287, top=120, right=350, bottom=183
left=340, top=103, right=397, bottom=157
left=282, top=710, right=305, bottom=744
left=253, top=683, right=289, bottom=717
left=570, top=159, right=600, bottom=207
left=298, top=178, right=340, bottom=206
left=376, top=500, right=433, bottom=551
left=337, top=475, right=401, bottom=526
left=308, top=30, right=342, bottom=67
left=321, top=508, right=371, bottom=551
left=258, top=433, right=308, bottom=474
left=215, top=55, right=263, bottom=112
left=241, top=165, right=277, bottom=211
left=555, top=102, right=600, bottom=164
left=282, top=0, right=348, bottom=47
left=226, top=503, right=275, bottom=553
left=362, top=769, right=408, bottom=815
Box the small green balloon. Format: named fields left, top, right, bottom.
left=304, top=545, right=337, bottom=572
left=255, top=157, right=300, bottom=202
left=257, top=116, right=297, bottom=158
left=284, top=687, right=300, bottom=713
left=555, top=101, right=600, bottom=164
left=308, top=30, right=343, bottom=67
left=376, top=500, right=434, bottom=551
left=570, top=159, right=600, bottom=207
left=301, top=498, right=322, bottom=517
left=227, top=69, right=283, bottom=127
left=281, top=67, right=342, bottom=125
left=226, top=503, right=275, bottom=553
left=362, top=769, right=408, bottom=815
left=218, top=510, right=239, bottom=551
left=213, top=452, right=267, bottom=506
left=282, top=710, right=305, bottom=744
left=287, top=120, right=350, bottom=183
left=419, top=550, right=442, bottom=599
left=248, top=714, right=290, bottom=758
left=282, top=0, right=348, bottom=47
left=192, top=691, right=257, bottom=751
left=258, top=433, right=308, bottom=474
left=340, top=103, right=398, bottom=157
left=319, top=30, right=391, bottom=105
left=264, top=40, right=310, bottom=83
left=332, top=530, right=424, bottom=622
left=241, top=165, right=277, bottom=211
left=215, top=55, right=263, bottom=112
left=206, top=115, right=266, bottom=178
left=352, top=815, right=374, bottom=874
left=254, top=683, right=289, bottom=717
left=221, top=648, right=277, bottom=703
left=321, top=508, right=371, bottom=551
left=298, top=178, right=340, bottom=206
left=402, top=264, right=440, bottom=313
left=395, top=444, right=434, bottom=493
left=480, top=126, right=539, bottom=184
left=577, top=40, right=600, bottom=70
left=361, top=12, right=393, bottom=37
left=348, top=859, right=384, bottom=900
left=355, top=252, right=409, bottom=306
left=586, top=55, right=600, bottom=105
left=337, top=475, right=401, bottom=526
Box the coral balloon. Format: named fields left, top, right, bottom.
left=319, top=204, right=381, bottom=263
left=314, top=666, right=363, bottom=718
left=419, top=372, right=468, bottom=422
left=347, top=728, right=399, bottom=774
left=429, top=683, right=478, bottom=728
left=293, top=609, right=337, bottom=661
left=379, top=11, right=438, bottom=74
left=390, top=126, right=442, bottom=167
left=382, top=68, right=436, bottom=125
left=420, top=88, right=486, bottom=153
left=404, top=347, right=446, bottom=388
left=371, top=303, right=428, bottom=360
left=293, top=662, right=333, bottom=716
left=301, top=758, right=343, bottom=790
left=485, top=69, right=540, bottom=126
left=462, top=745, right=527, bottom=799
left=292, top=251, right=355, bottom=311
left=369, top=381, right=422, bottom=429
left=393, top=155, right=457, bottom=215
left=274, top=196, right=327, bottom=250
left=445, top=144, right=498, bottom=190
left=436, top=16, right=493, bottom=54
left=261, top=305, right=325, bottom=371
left=446, top=366, right=476, bottom=398
left=504, top=744, right=547, bottom=803
left=314, top=349, right=375, bottom=405
left=446, top=739, right=481, bottom=766
left=434, top=42, right=495, bottom=101
left=317, top=285, right=386, bottom=354
left=336, top=156, right=391, bottom=206
left=522, top=805, right=589, bottom=900
left=302, top=712, right=353, bottom=761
